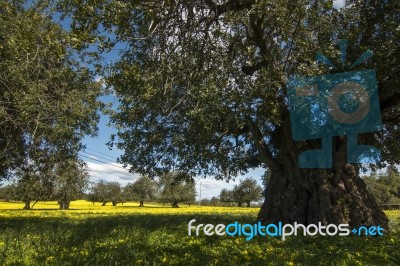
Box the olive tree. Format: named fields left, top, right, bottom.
left=58, top=0, right=400, bottom=228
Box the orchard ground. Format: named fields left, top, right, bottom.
left=0, top=201, right=399, bottom=265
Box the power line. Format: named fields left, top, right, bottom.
left=81, top=150, right=117, bottom=164
left=78, top=153, right=127, bottom=170
left=84, top=147, right=119, bottom=160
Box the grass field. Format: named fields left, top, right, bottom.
left=0, top=201, right=399, bottom=265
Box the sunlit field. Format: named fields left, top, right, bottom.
left=0, top=201, right=399, bottom=265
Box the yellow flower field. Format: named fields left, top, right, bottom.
left=0, top=200, right=258, bottom=218
left=0, top=200, right=399, bottom=265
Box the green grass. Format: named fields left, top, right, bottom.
left=0, top=201, right=399, bottom=265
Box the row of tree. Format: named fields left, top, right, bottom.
left=0, top=159, right=89, bottom=209
left=0, top=172, right=197, bottom=209
left=88, top=172, right=196, bottom=208
left=1, top=171, right=266, bottom=209
left=92, top=176, right=264, bottom=207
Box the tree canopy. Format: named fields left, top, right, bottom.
left=89, top=180, right=124, bottom=206
left=364, top=168, right=400, bottom=205
left=0, top=0, right=102, bottom=179
left=53, top=0, right=400, bottom=227
left=124, top=176, right=157, bottom=206
left=219, top=178, right=263, bottom=207
left=57, top=0, right=400, bottom=177
left=158, top=172, right=196, bottom=207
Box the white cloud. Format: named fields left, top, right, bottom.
left=93, top=75, right=107, bottom=89
left=196, top=178, right=239, bottom=200
left=333, top=0, right=346, bottom=10
left=196, top=168, right=265, bottom=200
left=86, top=161, right=139, bottom=185
left=93, top=75, right=104, bottom=83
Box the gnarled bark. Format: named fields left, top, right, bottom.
left=258, top=162, right=388, bottom=229
left=256, top=118, right=389, bottom=229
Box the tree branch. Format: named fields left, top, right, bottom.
left=246, top=118, right=280, bottom=171
left=204, top=0, right=256, bottom=16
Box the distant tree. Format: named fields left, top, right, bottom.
left=14, top=162, right=54, bottom=210
left=11, top=157, right=89, bottom=210
left=233, top=178, right=263, bottom=207
left=90, top=180, right=124, bottom=206
left=200, top=198, right=211, bottom=206
left=108, top=182, right=124, bottom=206
left=364, top=169, right=400, bottom=205
left=210, top=196, right=220, bottom=206
left=88, top=180, right=107, bottom=205
left=390, top=167, right=400, bottom=200
left=52, top=159, right=89, bottom=210
left=86, top=185, right=99, bottom=204
left=159, top=172, right=196, bottom=208
left=219, top=189, right=235, bottom=205
left=220, top=178, right=263, bottom=207
left=124, top=176, right=157, bottom=207
left=199, top=197, right=220, bottom=206
left=0, top=184, right=16, bottom=202
left=392, top=188, right=400, bottom=199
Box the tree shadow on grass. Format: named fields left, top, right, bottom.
left=1, top=213, right=399, bottom=265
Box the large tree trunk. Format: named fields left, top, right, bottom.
left=256, top=117, right=389, bottom=230
left=171, top=201, right=179, bottom=208
left=23, top=200, right=31, bottom=210
left=246, top=201, right=250, bottom=207
left=139, top=200, right=144, bottom=207
left=258, top=162, right=389, bottom=229
left=58, top=200, right=70, bottom=210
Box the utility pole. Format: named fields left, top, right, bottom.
left=198, top=179, right=201, bottom=206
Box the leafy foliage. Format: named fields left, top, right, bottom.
left=5, top=158, right=89, bottom=209
left=364, top=169, right=400, bottom=205
left=219, top=188, right=235, bottom=203
left=233, top=178, right=263, bottom=207
left=52, top=159, right=90, bottom=209
left=89, top=180, right=124, bottom=206
left=57, top=0, right=400, bottom=177
left=159, top=172, right=196, bottom=207
left=0, top=1, right=101, bottom=179
left=13, top=164, right=54, bottom=209
left=0, top=184, right=15, bottom=201
left=220, top=178, right=263, bottom=207
left=124, top=176, right=157, bottom=206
